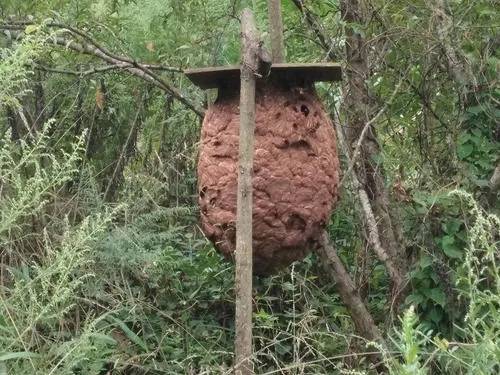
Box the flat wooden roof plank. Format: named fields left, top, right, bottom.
left=185, top=63, right=342, bottom=89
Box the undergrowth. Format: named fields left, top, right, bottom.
left=1, top=124, right=498, bottom=373
left=385, top=190, right=500, bottom=375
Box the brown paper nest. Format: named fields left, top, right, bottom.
left=197, top=82, right=340, bottom=275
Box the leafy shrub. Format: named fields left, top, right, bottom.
left=387, top=190, right=500, bottom=374
left=0, top=121, right=120, bottom=374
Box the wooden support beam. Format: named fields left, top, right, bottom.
left=234, top=8, right=259, bottom=375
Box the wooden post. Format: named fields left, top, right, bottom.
left=235, top=8, right=259, bottom=375
left=267, top=0, right=285, bottom=63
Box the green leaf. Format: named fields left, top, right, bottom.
left=254, top=310, right=271, bottom=320
left=458, top=133, right=472, bottom=144
left=24, top=25, right=38, bottom=34
left=406, top=293, right=424, bottom=306
left=275, top=343, right=292, bottom=355
left=441, top=235, right=462, bottom=258
left=428, top=307, right=443, bottom=324
left=443, top=219, right=461, bottom=234
left=0, top=352, right=41, bottom=362
left=108, top=317, right=149, bottom=352
left=441, top=235, right=454, bottom=247
left=419, top=255, right=433, bottom=269
left=466, top=106, right=482, bottom=115
left=426, top=288, right=446, bottom=307
left=471, top=128, right=483, bottom=138
left=457, top=143, right=474, bottom=159
left=89, top=333, right=118, bottom=346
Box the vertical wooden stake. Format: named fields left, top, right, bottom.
left=267, top=0, right=285, bottom=63
left=235, top=8, right=259, bottom=375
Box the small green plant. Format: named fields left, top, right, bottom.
left=0, top=121, right=86, bottom=241
left=387, top=305, right=429, bottom=375
left=0, top=212, right=118, bottom=374
left=0, top=24, right=46, bottom=108
left=0, top=118, right=120, bottom=374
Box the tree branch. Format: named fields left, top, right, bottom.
left=34, top=63, right=124, bottom=76
left=1, top=23, right=204, bottom=117
left=316, top=232, right=383, bottom=343
left=333, top=109, right=406, bottom=297
left=291, top=0, right=339, bottom=61
left=35, top=63, right=184, bottom=76
left=339, top=73, right=406, bottom=189
left=386, top=63, right=447, bottom=128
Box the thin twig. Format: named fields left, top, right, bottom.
left=291, top=0, right=338, bottom=61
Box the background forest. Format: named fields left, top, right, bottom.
left=0, top=0, right=499, bottom=374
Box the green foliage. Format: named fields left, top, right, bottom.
left=1, top=213, right=118, bottom=374
left=0, top=121, right=85, bottom=240
left=0, top=0, right=499, bottom=374
left=387, top=306, right=428, bottom=375
left=0, top=27, right=45, bottom=107
left=0, top=121, right=120, bottom=374
left=404, top=192, right=466, bottom=335
left=458, top=95, right=499, bottom=189
left=387, top=191, right=500, bottom=374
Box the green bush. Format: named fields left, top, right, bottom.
left=387, top=190, right=500, bottom=374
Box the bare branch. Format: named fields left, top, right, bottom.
left=34, top=64, right=124, bottom=76
left=316, top=231, right=383, bottom=344
left=333, top=110, right=406, bottom=296
left=386, top=63, right=447, bottom=128
left=34, top=63, right=183, bottom=76
left=104, top=94, right=145, bottom=201
left=1, top=23, right=204, bottom=117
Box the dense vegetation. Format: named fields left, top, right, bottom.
left=0, top=0, right=498, bottom=374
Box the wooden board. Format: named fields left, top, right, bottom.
left=185, top=63, right=342, bottom=89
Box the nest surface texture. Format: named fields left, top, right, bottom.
left=198, top=82, right=340, bottom=275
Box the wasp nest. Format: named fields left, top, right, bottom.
left=198, top=82, right=340, bottom=275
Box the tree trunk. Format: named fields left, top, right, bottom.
left=340, top=0, right=407, bottom=300
left=234, top=8, right=259, bottom=375
left=266, top=0, right=285, bottom=63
